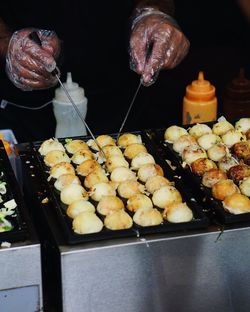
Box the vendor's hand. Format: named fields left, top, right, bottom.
left=130, top=13, right=190, bottom=86
left=6, top=28, right=61, bottom=91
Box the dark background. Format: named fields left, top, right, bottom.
left=0, top=0, right=250, bottom=142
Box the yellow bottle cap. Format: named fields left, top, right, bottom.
left=186, top=71, right=216, bottom=101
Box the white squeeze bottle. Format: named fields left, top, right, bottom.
left=53, top=72, right=88, bottom=138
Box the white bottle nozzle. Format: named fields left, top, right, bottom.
left=67, top=72, right=73, bottom=87
left=53, top=72, right=88, bottom=137
left=54, top=72, right=86, bottom=103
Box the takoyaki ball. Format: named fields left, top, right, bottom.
left=182, top=145, right=207, bottom=166
left=97, top=196, right=124, bottom=216
left=44, top=150, right=71, bottom=167
left=84, top=168, right=109, bottom=189
left=117, top=180, right=145, bottom=199
left=243, top=155, right=250, bottom=166
left=188, top=123, right=212, bottom=139
left=152, top=185, right=182, bottom=209
left=110, top=167, right=137, bottom=183
left=133, top=207, right=163, bottom=227
left=102, top=145, right=123, bottom=158
left=207, top=143, right=229, bottom=162
left=66, top=200, right=95, bottom=219
left=54, top=174, right=81, bottom=192
left=163, top=202, right=193, bottom=223
left=164, top=125, right=188, bottom=143
left=60, top=184, right=89, bottom=205
left=71, top=149, right=94, bottom=165
left=235, top=118, right=250, bottom=134
left=72, top=212, right=103, bottom=234
left=201, top=169, right=227, bottom=188
left=117, top=133, right=142, bottom=148
left=218, top=156, right=239, bottom=173
left=76, top=159, right=102, bottom=177
left=232, top=141, right=250, bottom=160
left=87, top=135, right=116, bottom=151
left=239, top=176, right=250, bottom=197
left=89, top=182, right=116, bottom=202
left=221, top=130, right=245, bottom=148
left=197, top=133, right=221, bottom=150
left=211, top=179, right=239, bottom=201
left=212, top=119, right=234, bottom=136
left=123, top=143, right=147, bottom=159
left=227, top=164, right=250, bottom=184
left=145, top=176, right=171, bottom=194
left=127, top=194, right=153, bottom=213
left=64, top=139, right=89, bottom=154
left=137, top=163, right=164, bottom=183
left=105, top=156, right=129, bottom=173
left=172, top=135, right=197, bottom=155
left=131, top=152, right=155, bottom=170
left=246, top=129, right=250, bottom=140
left=191, top=158, right=217, bottom=176
left=223, top=193, right=250, bottom=215
left=104, top=209, right=133, bottom=230
left=48, top=162, right=75, bottom=181
left=39, top=138, right=65, bottom=156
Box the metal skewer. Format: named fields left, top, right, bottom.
left=29, top=31, right=106, bottom=159
left=54, top=71, right=106, bottom=158
left=116, top=43, right=153, bottom=141
left=116, top=79, right=142, bottom=141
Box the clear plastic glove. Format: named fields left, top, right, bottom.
left=130, top=10, right=190, bottom=86
left=6, top=28, right=61, bottom=91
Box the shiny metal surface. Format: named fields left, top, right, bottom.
left=0, top=242, right=43, bottom=311
left=59, top=226, right=250, bottom=312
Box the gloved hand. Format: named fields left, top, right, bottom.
left=6, top=28, right=61, bottom=91
left=130, top=9, right=190, bottom=86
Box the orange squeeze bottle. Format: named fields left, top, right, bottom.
left=182, top=71, right=217, bottom=125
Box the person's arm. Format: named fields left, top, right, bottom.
left=130, top=0, right=190, bottom=86
left=1, top=18, right=60, bottom=91
left=5, top=26, right=61, bottom=91
left=0, top=18, right=12, bottom=60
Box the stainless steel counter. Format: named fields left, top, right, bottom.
left=56, top=225, right=250, bottom=312
left=0, top=240, right=42, bottom=312
left=18, top=142, right=250, bottom=312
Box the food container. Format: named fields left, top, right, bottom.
left=0, top=140, right=29, bottom=243
left=18, top=132, right=209, bottom=245
left=146, top=120, right=250, bottom=225
left=0, top=129, right=21, bottom=183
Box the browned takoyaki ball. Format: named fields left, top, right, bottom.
left=211, top=179, right=239, bottom=201
left=172, top=135, right=197, bottom=155
left=201, top=168, right=227, bottom=188
left=76, top=159, right=102, bottom=177
left=191, top=158, right=217, bottom=176
left=246, top=129, right=250, bottom=140
left=84, top=168, right=109, bottom=189
left=232, top=141, right=250, bottom=160
left=227, top=164, right=250, bottom=184
left=218, top=156, right=239, bottom=173
left=223, top=193, right=250, bottom=215
left=102, top=145, right=123, bottom=158
left=64, top=139, right=89, bottom=154
left=244, top=155, right=250, bottom=166
left=123, top=143, right=147, bottom=159
left=182, top=145, right=207, bottom=165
